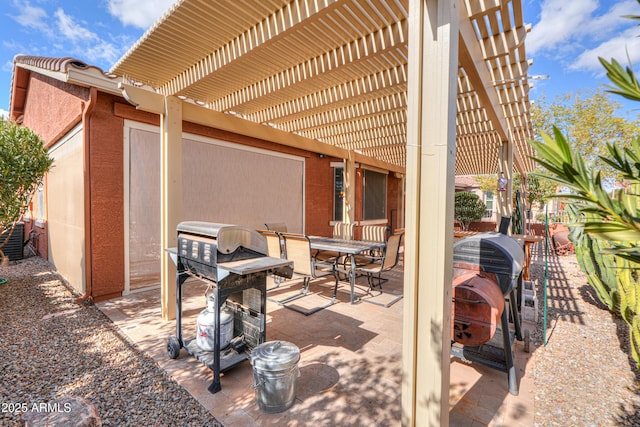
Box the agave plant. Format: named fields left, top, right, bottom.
left=529, top=50, right=640, bottom=367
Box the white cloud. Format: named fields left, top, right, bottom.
left=527, top=0, right=598, bottom=56
left=50, top=8, right=121, bottom=66
left=587, top=0, right=640, bottom=41
left=570, top=26, right=640, bottom=73
left=83, top=40, right=120, bottom=65
left=107, top=0, right=176, bottom=29
left=10, top=0, right=48, bottom=29
left=2, top=59, right=14, bottom=73
left=54, top=8, right=99, bottom=43
left=528, top=0, right=640, bottom=72
left=0, top=109, right=8, bottom=119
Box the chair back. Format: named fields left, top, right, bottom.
left=282, top=233, right=313, bottom=277
left=258, top=230, right=282, bottom=258
left=265, top=222, right=287, bottom=233
left=332, top=222, right=354, bottom=240
left=361, top=225, right=389, bottom=243
left=381, top=233, right=403, bottom=271
left=498, top=216, right=510, bottom=235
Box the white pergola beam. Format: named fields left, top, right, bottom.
left=402, top=0, right=458, bottom=425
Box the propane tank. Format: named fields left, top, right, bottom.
left=196, top=290, right=234, bottom=351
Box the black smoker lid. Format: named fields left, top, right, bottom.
left=453, top=232, right=524, bottom=281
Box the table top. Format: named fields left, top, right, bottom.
left=453, top=230, right=479, bottom=238
left=308, top=236, right=385, bottom=255
left=511, top=234, right=545, bottom=243
left=453, top=231, right=545, bottom=244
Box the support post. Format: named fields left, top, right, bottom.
left=160, top=96, right=183, bottom=320
left=498, top=140, right=514, bottom=222
left=343, top=152, right=356, bottom=224
left=402, top=0, right=458, bottom=425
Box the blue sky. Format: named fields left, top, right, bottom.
left=1, top=0, right=640, bottom=120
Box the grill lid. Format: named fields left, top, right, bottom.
left=177, top=221, right=267, bottom=255
left=453, top=232, right=524, bottom=293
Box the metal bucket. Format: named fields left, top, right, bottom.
left=250, top=341, right=300, bottom=413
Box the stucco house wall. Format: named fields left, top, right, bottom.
left=11, top=63, right=400, bottom=301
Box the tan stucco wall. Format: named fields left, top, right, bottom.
left=47, top=127, right=85, bottom=294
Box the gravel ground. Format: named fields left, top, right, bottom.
left=529, top=250, right=640, bottom=426
left=0, top=257, right=222, bottom=427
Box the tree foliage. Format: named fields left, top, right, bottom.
left=473, top=174, right=498, bottom=193
left=0, top=118, right=53, bottom=263
left=474, top=172, right=556, bottom=210
left=454, top=192, right=486, bottom=231
left=531, top=89, right=640, bottom=183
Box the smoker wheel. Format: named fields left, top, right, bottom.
left=167, top=336, right=181, bottom=359
left=523, top=329, right=530, bottom=353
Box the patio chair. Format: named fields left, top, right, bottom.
left=333, top=222, right=355, bottom=240
left=259, top=229, right=283, bottom=258
left=258, top=229, right=285, bottom=291
left=314, top=221, right=356, bottom=264
left=360, top=224, right=389, bottom=243
left=357, top=224, right=390, bottom=261
left=278, top=233, right=339, bottom=315
left=353, top=232, right=404, bottom=307
left=498, top=216, right=511, bottom=235
left=265, top=222, right=287, bottom=233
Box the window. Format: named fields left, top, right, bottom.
left=484, top=191, right=494, bottom=218
left=333, top=167, right=344, bottom=222
left=362, top=169, right=387, bottom=221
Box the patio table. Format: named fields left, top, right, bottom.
left=308, top=236, right=385, bottom=304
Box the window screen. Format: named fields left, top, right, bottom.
left=362, top=169, right=387, bottom=220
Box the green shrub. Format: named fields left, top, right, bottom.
left=0, top=118, right=53, bottom=264
left=454, top=192, right=486, bottom=231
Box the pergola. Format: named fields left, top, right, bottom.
left=110, top=0, right=535, bottom=425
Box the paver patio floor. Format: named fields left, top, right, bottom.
left=98, top=266, right=535, bottom=426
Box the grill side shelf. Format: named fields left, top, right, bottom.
left=218, top=257, right=293, bottom=278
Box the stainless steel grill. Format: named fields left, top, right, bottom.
left=167, top=221, right=293, bottom=394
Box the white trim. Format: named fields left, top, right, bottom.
left=330, top=161, right=359, bottom=168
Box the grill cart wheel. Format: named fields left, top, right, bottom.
left=167, top=336, right=181, bottom=359
left=524, top=329, right=531, bottom=353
